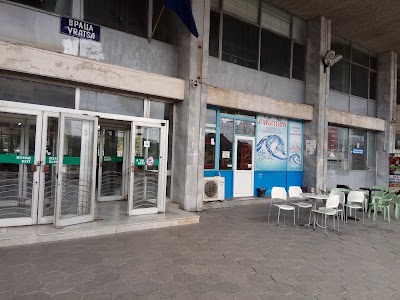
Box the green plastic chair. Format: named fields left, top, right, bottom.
left=371, top=186, right=388, bottom=193
left=368, top=192, right=395, bottom=222
left=392, top=194, right=400, bottom=218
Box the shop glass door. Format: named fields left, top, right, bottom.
left=98, top=128, right=128, bottom=202
left=0, top=110, right=42, bottom=227
left=128, top=122, right=167, bottom=215
left=54, top=113, right=98, bottom=227
left=233, top=136, right=255, bottom=197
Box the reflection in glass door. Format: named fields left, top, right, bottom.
left=233, top=136, right=255, bottom=197
left=55, top=114, right=98, bottom=227
left=0, top=112, right=42, bottom=227
left=98, top=128, right=127, bottom=202
left=128, top=123, right=167, bottom=215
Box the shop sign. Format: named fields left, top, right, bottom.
left=0, top=154, right=33, bottom=164
left=351, top=148, right=364, bottom=155
left=103, top=156, right=123, bottom=163
left=60, top=17, right=101, bottom=42
left=45, top=156, right=81, bottom=165
left=146, top=156, right=155, bottom=167
left=134, top=157, right=159, bottom=167
left=389, top=156, right=400, bottom=190
left=256, top=116, right=288, bottom=171
left=287, top=121, right=303, bottom=171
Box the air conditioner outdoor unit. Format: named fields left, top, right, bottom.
left=203, top=176, right=225, bottom=202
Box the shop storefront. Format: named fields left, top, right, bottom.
left=204, top=107, right=304, bottom=198
left=0, top=75, right=173, bottom=227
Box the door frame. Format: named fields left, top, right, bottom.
left=0, top=107, right=43, bottom=227
left=233, top=135, right=255, bottom=198
left=127, top=120, right=168, bottom=216
left=54, top=113, right=98, bottom=227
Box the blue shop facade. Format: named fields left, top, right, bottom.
left=204, top=107, right=304, bottom=198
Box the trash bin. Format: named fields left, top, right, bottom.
left=256, top=188, right=266, bottom=198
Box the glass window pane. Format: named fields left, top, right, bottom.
left=369, top=71, right=377, bottom=100
left=261, top=2, right=291, bottom=37
left=351, top=64, right=369, bottom=98
left=351, top=44, right=369, bottom=67
left=222, top=14, right=259, bottom=70
left=292, top=16, right=306, bottom=45
left=204, top=110, right=217, bottom=170
left=152, top=0, right=175, bottom=44
left=80, top=90, right=144, bottom=116
left=370, top=54, right=377, bottom=70
left=292, top=43, right=305, bottom=81
left=84, top=0, right=147, bottom=38
left=327, top=126, right=348, bottom=171
left=219, top=117, right=234, bottom=170
left=209, top=11, right=220, bottom=58
left=235, top=120, right=255, bottom=136
left=330, top=60, right=350, bottom=93
left=0, top=77, right=75, bottom=108
left=150, top=101, right=173, bottom=170
left=8, top=0, right=72, bottom=15
left=331, top=35, right=350, bottom=60
left=236, top=139, right=253, bottom=170
left=260, top=29, right=291, bottom=78
left=349, top=129, right=367, bottom=170
left=223, top=0, right=259, bottom=23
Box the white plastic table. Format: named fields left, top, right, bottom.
left=299, top=193, right=329, bottom=228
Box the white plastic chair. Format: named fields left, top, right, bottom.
left=329, top=190, right=346, bottom=224
left=310, top=194, right=340, bottom=233
left=288, top=186, right=312, bottom=220
left=268, top=187, right=295, bottom=226
left=346, top=191, right=365, bottom=223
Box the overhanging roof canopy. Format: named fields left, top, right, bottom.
left=264, top=0, right=400, bottom=54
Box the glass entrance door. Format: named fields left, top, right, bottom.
left=0, top=110, right=43, bottom=227
left=233, top=136, right=255, bottom=197
left=54, top=113, right=98, bottom=227
left=98, top=128, right=128, bottom=202
left=128, top=122, right=168, bottom=215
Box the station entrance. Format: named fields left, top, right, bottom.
left=0, top=101, right=168, bottom=228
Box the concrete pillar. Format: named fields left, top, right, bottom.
left=171, top=0, right=209, bottom=211
left=376, top=52, right=397, bottom=186
left=303, top=16, right=331, bottom=191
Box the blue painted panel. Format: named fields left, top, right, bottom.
left=254, top=171, right=287, bottom=196
left=287, top=172, right=303, bottom=188
left=220, top=170, right=233, bottom=199
left=204, top=170, right=219, bottom=177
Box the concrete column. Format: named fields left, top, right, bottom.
left=303, top=16, right=331, bottom=191
left=171, top=0, right=209, bottom=211
left=376, top=52, right=397, bottom=186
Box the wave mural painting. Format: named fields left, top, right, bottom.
left=256, top=116, right=288, bottom=171
left=287, top=121, right=303, bottom=171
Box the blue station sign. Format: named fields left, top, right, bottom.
left=60, top=17, right=100, bottom=42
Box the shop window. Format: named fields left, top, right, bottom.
left=0, top=76, right=75, bottom=108
left=331, top=35, right=350, bottom=60
left=327, top=126, right=348, bottom=171
left=292, top=43, right=305, bottom=81
left=80, top=90, right=144, bottom=117
left=219, top=117, right=234, bottom=170
left=152, top=0, right=175, bottom=44
left=261, top=2, right=291, bottom=37
left=204, top=110, right=217, bottom=170
left=84, top=0, right=147, bottom=38
left=222, top=14, right=259, bottom=70
left=330, top=60, right=350, bottom=93
left=351, top=44, right=370, bottom=68
left=349, top=129, right=367, bottom=170
left=223, top=0, right=259, bottom=23
left=209, top=11, right=220, bottom=58
left=235, top=120, right=255, bottom=136
left=260, top=29, right=291, bottom=78
left=9, top=0, right=72, bottom=16
left=351, top=64, right=369, bottom=99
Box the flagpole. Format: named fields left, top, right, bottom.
left=149, top=5, right=165, bottom=42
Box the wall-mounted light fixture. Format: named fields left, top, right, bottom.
left=323, top=50, right=343, bottom=73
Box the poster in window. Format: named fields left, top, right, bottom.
left=256, top=116, right=287, bottom=171
left=287, top=121, right=303, bottom=171
left=389, top=156, right=400, bottom=190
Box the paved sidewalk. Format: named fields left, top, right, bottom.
left=1, top=205, right=400, bottom=299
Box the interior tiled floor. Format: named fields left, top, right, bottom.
left=1, top=203, right=400, bottom=299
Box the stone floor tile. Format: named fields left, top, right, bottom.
left=184, top=264, right=209, bottom=275
left=203, top=291, right=234, bottom=300
left=15, top=291, right=51, bottom=300
left=173, top=291, right=203, bottom=300
left=131, top=281, right=160, bottom=296
left=198, top=272, right=224, bottom=284
left=187, top=281, right=215, bottom=294
left=50, top=291, right=82, bottom=300
left=173, top=272, right=198, bottom=284
left=213, top=281, right=241, bottom=294
left=82, top=292, right=113, bottom=300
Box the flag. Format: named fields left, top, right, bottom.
left=163, top=0, right=199, bottom=38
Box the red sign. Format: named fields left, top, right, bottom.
left=146, top=156, right=154, bottom=167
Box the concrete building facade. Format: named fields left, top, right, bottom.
left=0, top=0, right=397, bottom=228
